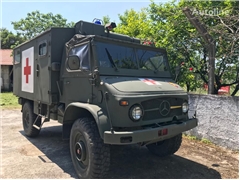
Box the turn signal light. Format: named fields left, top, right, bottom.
left=119, top=100, right=129, bottom=106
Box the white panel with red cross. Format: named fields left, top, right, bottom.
left=21, top=47, right=34, bottom=93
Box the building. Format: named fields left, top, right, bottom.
left=0, top=49, right=13, bottom=91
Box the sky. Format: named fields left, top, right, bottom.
left=0, top=0, right=170, bottom=33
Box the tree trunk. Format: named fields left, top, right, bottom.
left=231, top=84, right=239, bottom=96
left=186, top=82, right=190, bottom=92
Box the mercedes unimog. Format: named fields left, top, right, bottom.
left=13, top=19, right=198, bottom=178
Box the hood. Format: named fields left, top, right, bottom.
left=102, top=76, right=184, bottom=93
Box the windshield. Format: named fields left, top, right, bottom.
left=95, top=41, right=168, bottom=72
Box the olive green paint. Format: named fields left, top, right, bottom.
left=13, top=20, right=197, bottom=143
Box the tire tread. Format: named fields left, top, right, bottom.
left=22, top=102, right=41, bottom=137
left=146, top=133, right=182, bottom=157
left=70, top=117, right=110, bottom=178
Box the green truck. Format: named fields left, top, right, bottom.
left=13, top=20, right=198, bottom=178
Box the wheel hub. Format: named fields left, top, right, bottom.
left=75, top=141, right=86, bottom=162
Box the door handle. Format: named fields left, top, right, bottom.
left=36, top=64, right=40, bottom=77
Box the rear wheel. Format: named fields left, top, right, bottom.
left=22, top=101, right=41, bottom=137
left=70, top=117, right=110, bottom=178
left=146, top=133, right=182, bottom=157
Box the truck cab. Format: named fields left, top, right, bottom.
left=13, top=20, right=197, bottom=179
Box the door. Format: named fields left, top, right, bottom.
left=35, top=35, right=51, bottom=104
left=13, top=48, right=21, bottom=95
left=62, top=43, right=92, bottom=106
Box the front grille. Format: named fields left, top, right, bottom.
left=141, top=97, right=183, bottom=121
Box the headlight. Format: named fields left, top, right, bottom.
left=129, top=105, right=143, bottom=121
left=182, top=102, right=189, bottom=113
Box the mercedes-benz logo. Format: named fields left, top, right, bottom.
left=159, top=100, right=170, bottom=116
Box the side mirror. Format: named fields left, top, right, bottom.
left=67, top=55, right=80, bottom=70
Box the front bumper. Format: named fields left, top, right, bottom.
left=104, top=118, right=198, bottom=145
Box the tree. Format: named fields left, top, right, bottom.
left=12, top=11, right=74, bottom=39
left=147, top=1, right=201, bottom=92
left=0, top=28, right=26, bottom=49
left=109, top=0, right=239, bottom=95
left=114, top=8, right=153, bottom=40
left=102, top=15, right=111, bottom=25
left=208, top=2, right=239, bottom=95
left=114, top=3, right=202, bottom=92
left=148, top=0, right=239, bottom=95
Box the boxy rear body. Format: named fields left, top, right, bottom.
left=13, top=28, right=74, bottom=107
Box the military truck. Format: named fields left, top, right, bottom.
left=13, top=20, right=198, bottom=178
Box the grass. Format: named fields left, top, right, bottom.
left=183, top=134, right=213, bottom=145
left=0, top=92, right=20, bottom=108
left=184, top=134, right=199, bottom=141
left=201, top=138, right=212, bottom=144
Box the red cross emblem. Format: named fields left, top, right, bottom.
left=139, top=78, right=161, bottom=85
left=24, top=58, right=31, bottom=83
left=143, top=78, right=157, bottom=85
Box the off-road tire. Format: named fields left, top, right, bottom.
left=70, top=117, right=110, bottom=179
left=22, top=101, right=41, bottom=137
left=146, top=133, right=182, bottom=157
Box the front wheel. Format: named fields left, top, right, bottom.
left=70, top=117, right=110, bottom=179
left=146, top=133, right=182, bottom=157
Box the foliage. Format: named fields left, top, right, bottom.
left=114, top=8, right=153, bottom=41
left=148, top=0, right=239, bottom=94
left=112, top=0, right=239, bottom=95
left=12, top=10, right=75, bottom=39
left=102, top=15, right=111, bottom=25
left=148, top=1, right=203, bottom=92
left=183, top=134, right=212, bottom=145
left=183, top=134, right=198, bottom=140
left=0, top=92, right=20, bottom=108
left=1, top=11, right=75, bottom=49
left=201, top=138, right=212, bottom=144
left=183, top=0, right=238, bottom=94
left=0, top=28, right=26, bottom=49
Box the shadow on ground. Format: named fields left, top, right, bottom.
left=20, top=125, right=221, bottom=179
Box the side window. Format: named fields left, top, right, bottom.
left=14, top=49, right=21, bottom=64
left=39, top=41, right=47, bottom=56
left=68, top=44, right=90, bottom=70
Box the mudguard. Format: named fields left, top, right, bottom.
left=63, top=102, right=110, bottom=138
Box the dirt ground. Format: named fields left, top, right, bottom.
left=0, top=108, right=239, bottom=179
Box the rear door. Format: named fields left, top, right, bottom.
left=35, top=34, right=51, bottom=104
left=13, top=49, right=21, bottom=95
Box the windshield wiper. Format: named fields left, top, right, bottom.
left=105, top=48, right=118, bottom=71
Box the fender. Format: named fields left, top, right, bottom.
left=63, top=102, right=110, bottom=138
